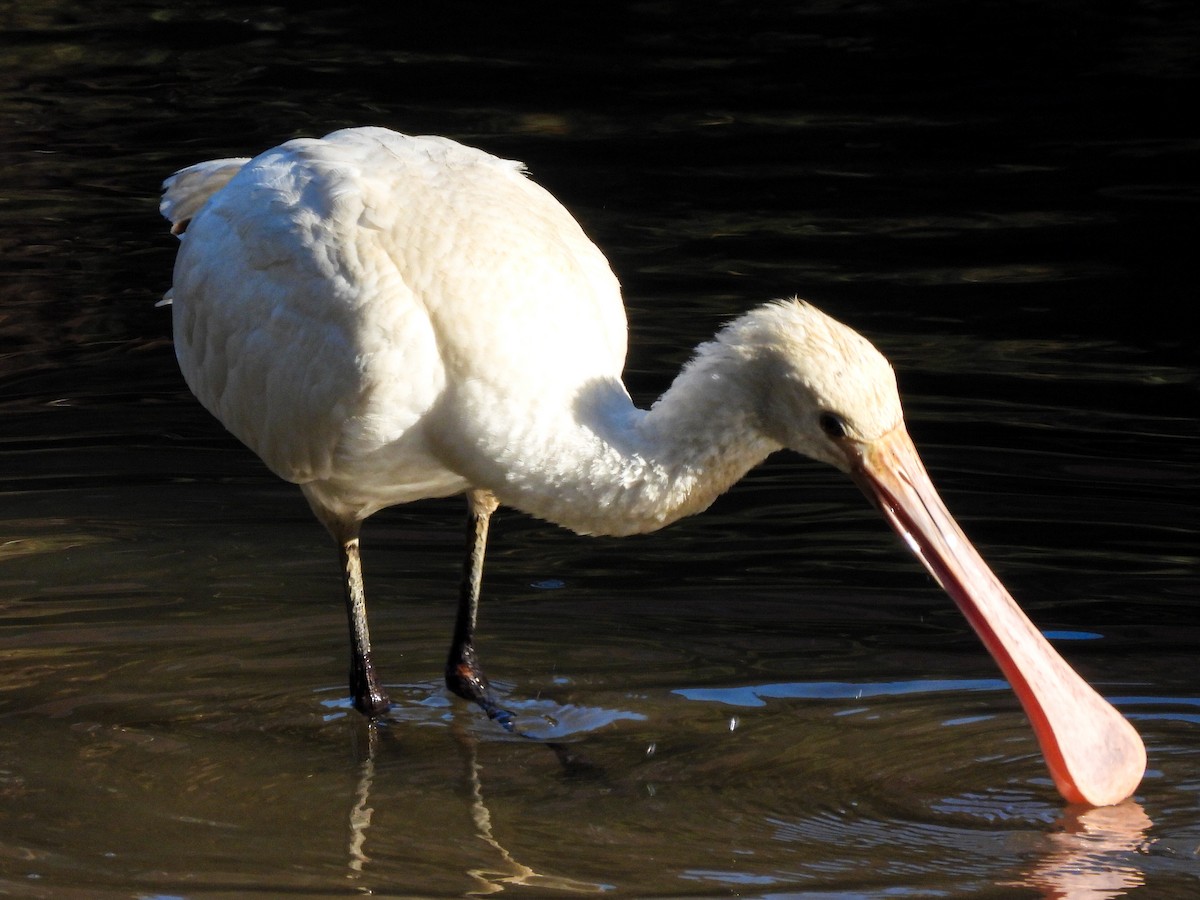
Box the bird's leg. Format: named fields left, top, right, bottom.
left=337, top=531, right=392, bottom=717
left=445, top=490, right=513, bottom=727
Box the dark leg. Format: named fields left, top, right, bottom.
left=337, top=530, right=391, bottom=717
left=445, top=490, right=513, bottom=728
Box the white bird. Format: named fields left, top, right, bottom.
left=160, top=127, right=1144, bottom=807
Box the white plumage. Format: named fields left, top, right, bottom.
left=162, top=127, right=1143, bottom=807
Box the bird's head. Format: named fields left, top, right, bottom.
left=712, top=299, right=903, bottom=472
left=708, top=299, right=1145, bottom=808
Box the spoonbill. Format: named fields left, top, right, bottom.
left=160, top=127, right=1144, bottom=806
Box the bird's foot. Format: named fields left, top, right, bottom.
left=446, top=651, right=516, bottom=732
left=350, top=661, right=392, bottom=718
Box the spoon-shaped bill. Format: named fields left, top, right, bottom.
left=848, top=426, right=1145, bottom=807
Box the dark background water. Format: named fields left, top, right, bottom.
left=2, top=1, right=1198, bottom=896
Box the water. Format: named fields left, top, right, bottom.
left=2, top=0, right=1198, bottom=896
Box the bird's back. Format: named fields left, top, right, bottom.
left=164, top=128, right=628, bottom=518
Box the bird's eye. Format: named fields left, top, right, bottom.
left=818, top=412, right=848, bottom=440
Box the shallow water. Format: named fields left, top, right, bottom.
left=2, top=1, right=1199, bottom=897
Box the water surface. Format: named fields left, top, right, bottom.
left=2, top=1, right=1198, bottom=896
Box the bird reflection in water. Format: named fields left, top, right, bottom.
left=1013, top=802, right=1153, bottom=899
left=342, top=719, right=607, bottom=893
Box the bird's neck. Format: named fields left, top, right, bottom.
left=476, top=347, right=781, bottom=537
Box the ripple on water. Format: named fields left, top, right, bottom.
left=318, top=681, right=647, bottom=741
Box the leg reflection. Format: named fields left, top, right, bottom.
left=340, top=710, right=608, bottom=892
left=452, top=722, right=608, bottom=895
left=347, top=719, right=380, bottom=878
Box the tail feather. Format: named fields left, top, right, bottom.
left=160, top=158, right=249, bottom=235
